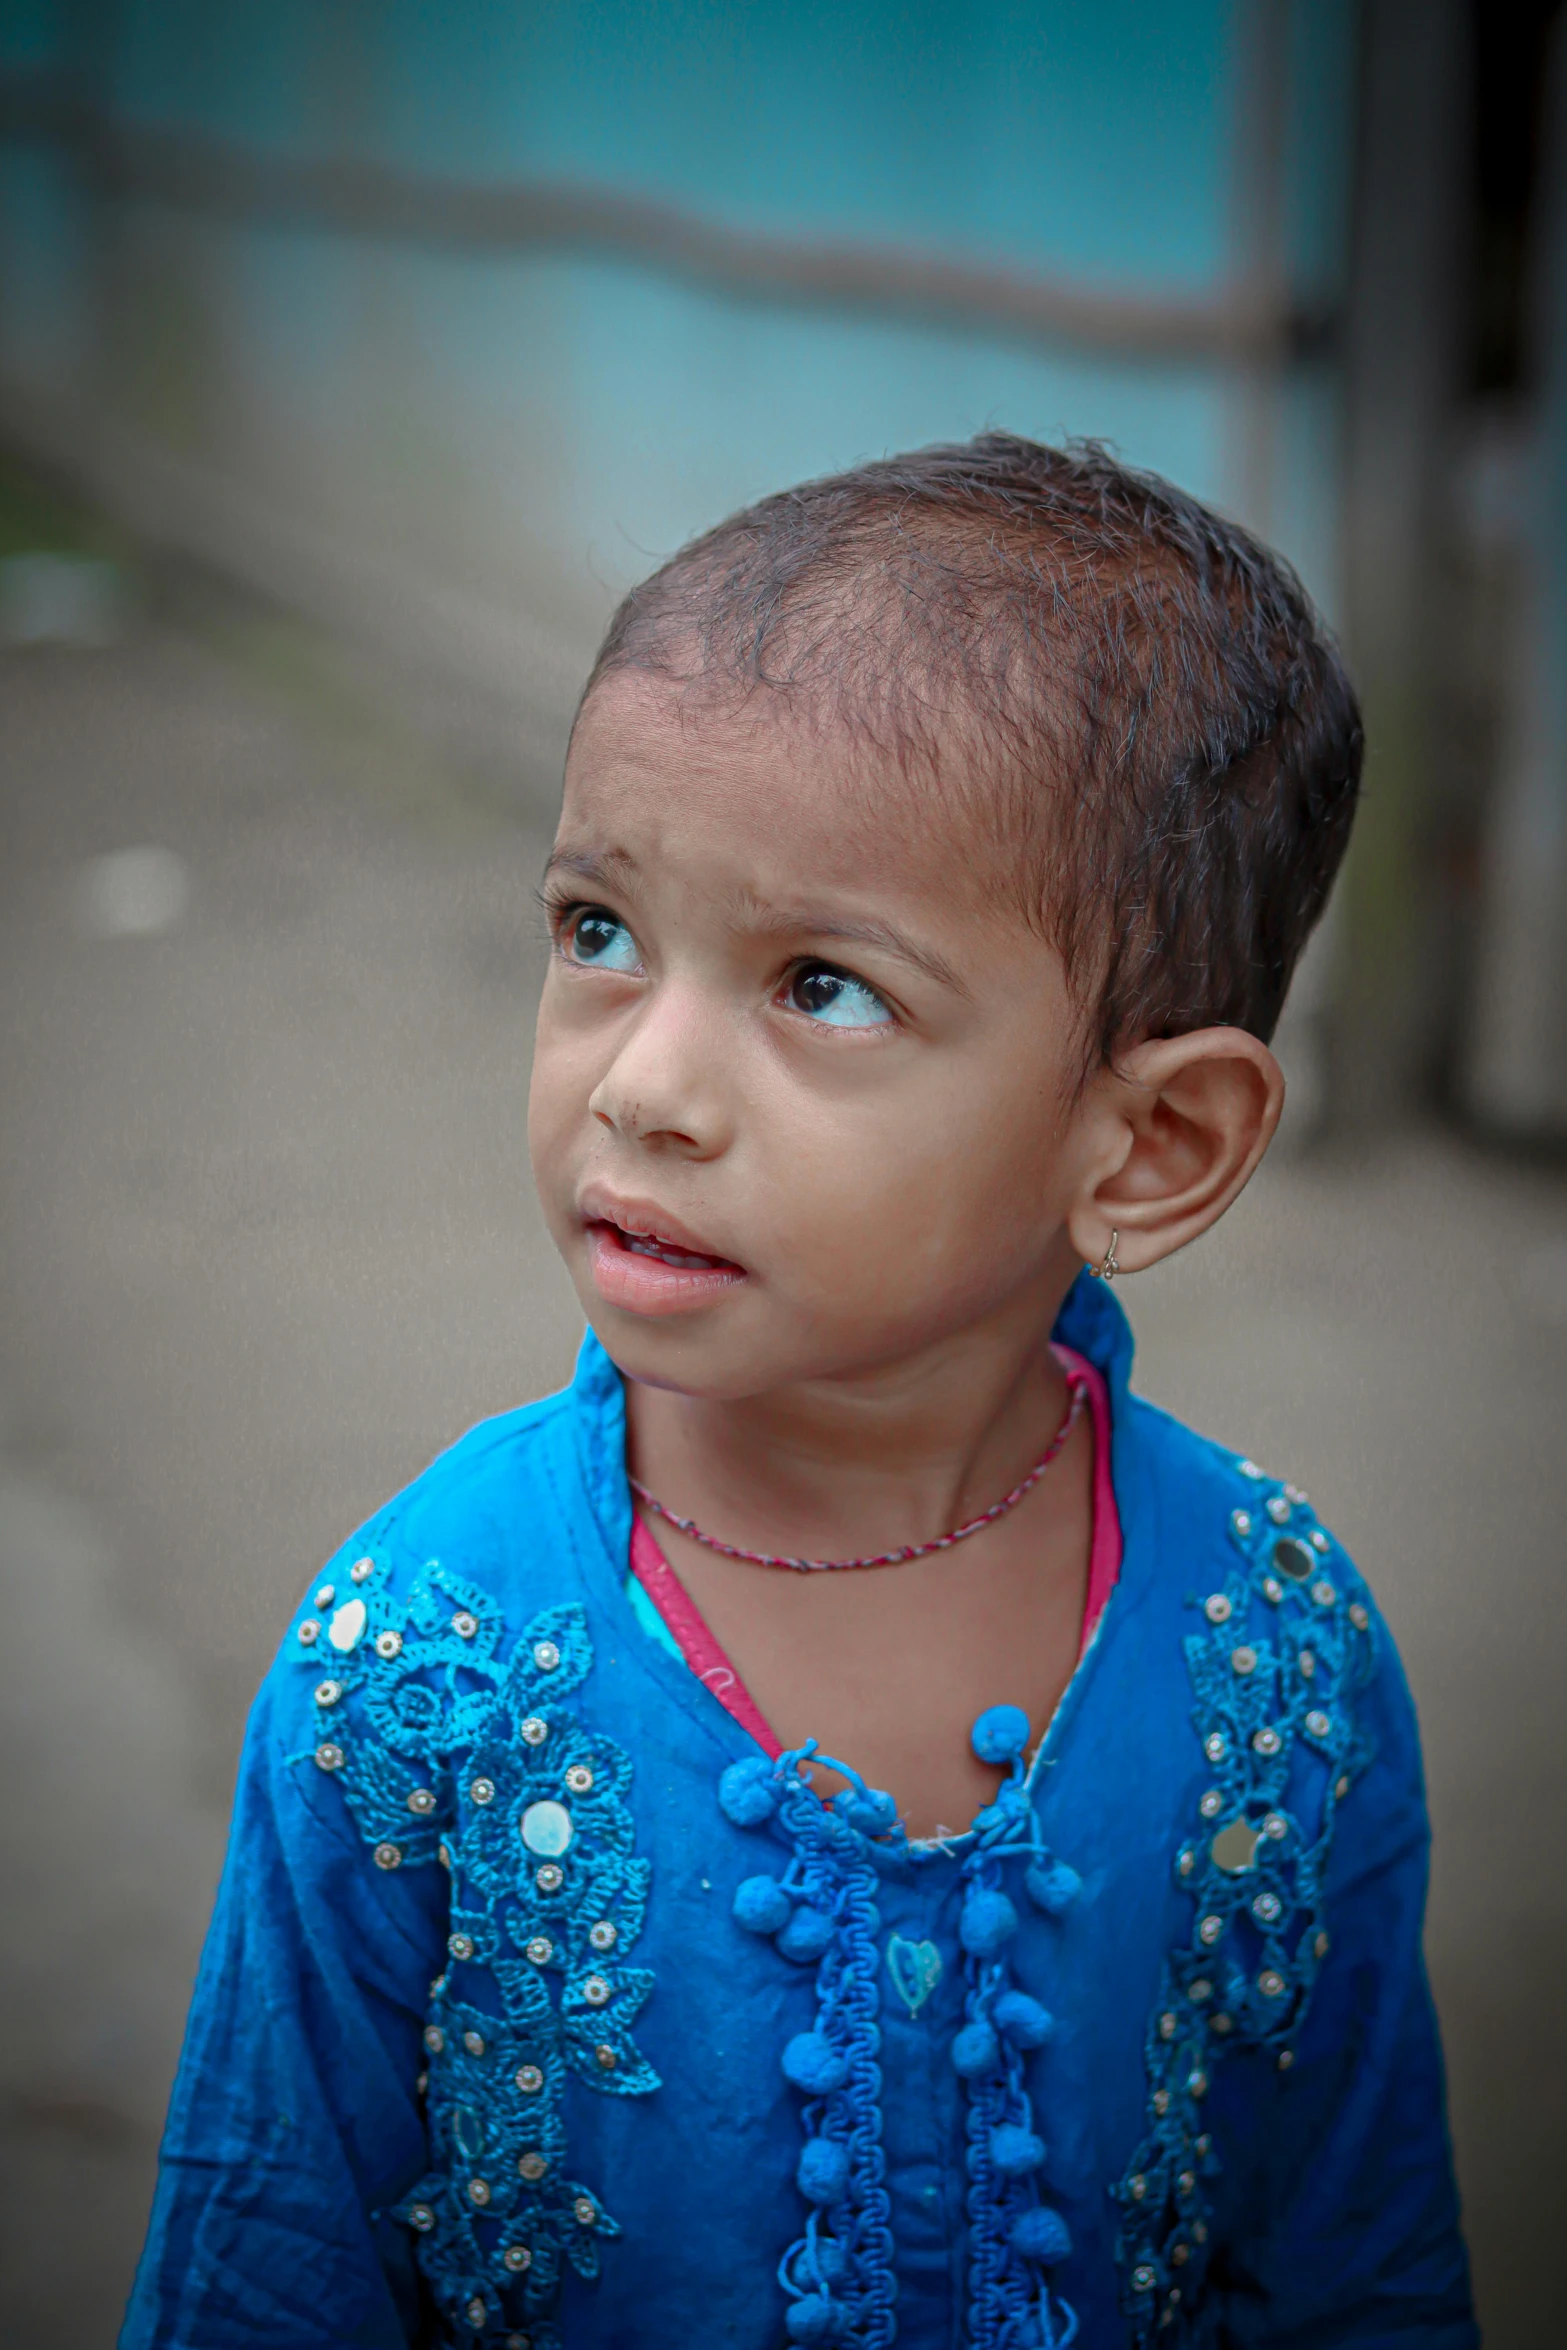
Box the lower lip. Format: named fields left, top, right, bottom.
left=585, top=1223, right=747, bottom=1318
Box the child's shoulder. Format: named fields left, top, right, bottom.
left=273, top=1374, right=611, bottom=1706
left=1118, top=1384, right=1429, bottom=1871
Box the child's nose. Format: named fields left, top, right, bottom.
left=587, top=986, right=732, bottom=1157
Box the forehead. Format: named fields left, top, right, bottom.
left=561, top=671, right=1003, bottom=913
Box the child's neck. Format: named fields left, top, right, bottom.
left=622, top=1273, right=1094, bottom=1839
left=625, top=1276, right=1079, bottom=1565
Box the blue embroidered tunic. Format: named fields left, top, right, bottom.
left=123, top=1276, right=1476, bottom=2349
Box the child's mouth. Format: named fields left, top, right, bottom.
left=621, top=1232, right=733, bottom=1271
left=584, top=1216, right=747, bottom=1316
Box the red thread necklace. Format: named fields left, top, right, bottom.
left=629, top=1370, right=1086, bottom=1574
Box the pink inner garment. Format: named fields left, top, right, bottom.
left=628, top=1347, right=1123, bottom=1762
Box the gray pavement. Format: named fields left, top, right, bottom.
left=1, top=624, right=1563, bottom=2347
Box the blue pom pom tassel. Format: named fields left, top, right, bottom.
left=960, top=1887, right=1020, bottom=1956
left=1011, top=2205, right=1072, bottom=2263
left=777, top=1904, right=835, bottom=1962
left=718, top=1757, right=779, bottom=1827
left=950, top=2020, right=1002, bottom=2077
left=797, top=2137, right=851, bottom=2204
left=990, top=2123, right=1047, bottom=2178
left=1024, top=1857, right=1082, bottom=1916
left=732, top=1875, right=793, bottom=1934
left=993, top=1989, right=1054, bottom=2047
left=971, top=1703, right=1031, bottom=1764
left=782, top=2032, right=849, bottom=2096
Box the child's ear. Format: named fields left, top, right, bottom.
left=1066, top=1027, right=1284, bottom=1276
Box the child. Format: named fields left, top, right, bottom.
left=124, top=436, right=1476, bottom=2349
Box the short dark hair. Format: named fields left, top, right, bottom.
left=583, top=431, right=1362, bottom=1068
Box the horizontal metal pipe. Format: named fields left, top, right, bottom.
left=0, top=71, right=1335, bottom=368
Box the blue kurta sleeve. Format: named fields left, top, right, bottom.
left=1213, top=1633, right=1477, bottom=2348
left=120, top=1644, right=447, bottom=2349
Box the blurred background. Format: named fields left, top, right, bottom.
left=0, top=2, right=1564, bottom=2343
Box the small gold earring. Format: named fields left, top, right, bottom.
left=1089, top=1229, right=1119, bottom=1282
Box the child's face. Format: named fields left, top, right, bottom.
left=529, top=671, right=1099, bottom=1401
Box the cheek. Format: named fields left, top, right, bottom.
left=752, top=1051, right=1066, bottom=1296
left=526, top=995, right=597, bottom=1193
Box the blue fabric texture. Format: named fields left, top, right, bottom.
left=122, top=1275, right=1477, bottom=2349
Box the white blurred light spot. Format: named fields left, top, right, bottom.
left=1521, top=1238, right=1567, bottom=1327
left=0, top=554, right=127, bottom=647
left=75, top=848, right=190, bottom=940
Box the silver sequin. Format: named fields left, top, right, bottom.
left=533, top=1640, right=561, bottom=1671
left=1204, top=1593, right=1232, bottom=1625
left=373, top=1842, right=402, bottom=1870
left=521, top=1715, right=549, bottom=1746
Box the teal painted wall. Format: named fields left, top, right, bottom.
left=0, top=1, right=1358, bottom=706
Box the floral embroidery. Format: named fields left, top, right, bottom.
left=295, top=1556, right=658, bottom=2348
left=1113, top=1470, right=1377, bottom=2341
left=723, top=1710, right=1079, bottom=2349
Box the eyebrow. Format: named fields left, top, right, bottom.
left=541, top=845, right=641, bottom=890
left=741, top=899, right=970, bottom=995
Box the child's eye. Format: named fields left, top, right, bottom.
left=787, top=963, right=894, bottom=1029
left=564, top=907, right=641, bottom=973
